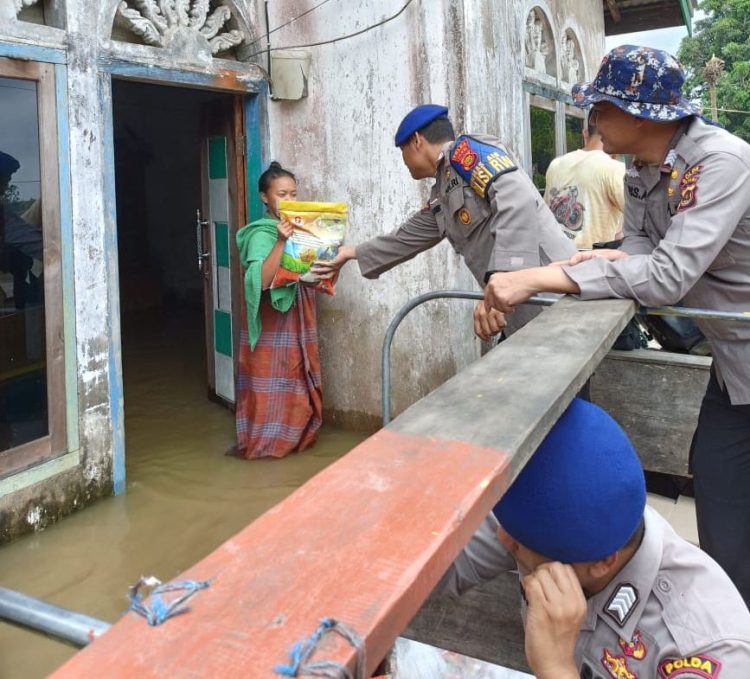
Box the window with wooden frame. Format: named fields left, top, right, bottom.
left=0, top=58, right=66, bottom=476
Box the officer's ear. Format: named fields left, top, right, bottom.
left=587, top=552, right=619, bottom=579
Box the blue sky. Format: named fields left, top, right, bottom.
left=605, top=10, right=706, bottom=57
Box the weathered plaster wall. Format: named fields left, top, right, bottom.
left=265, top=0, right=606, bottom=429
left=265, top=0, right=480, bottom=429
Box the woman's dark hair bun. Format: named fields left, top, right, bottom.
left=258, top=161, right=296, bottom=193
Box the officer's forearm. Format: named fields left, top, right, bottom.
left=517, top=265, right=581, bottom=296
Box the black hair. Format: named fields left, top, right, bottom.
left=258, top=161, right=296, bottom=193
left=587, top=108, right=599, bottom=138
left=417, top=116, right=456, bottom=144
left=624, top=518, right=645, bottom=550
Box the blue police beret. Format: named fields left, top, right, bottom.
left=394, top=104, right=449, bottom=147
left=493, top=398, right=646, bottom=563
left=0, top=151, right=20, bottom=176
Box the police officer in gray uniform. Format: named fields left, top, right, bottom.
left=312, top=104, right=576, bottom=339
left=442, top=399, right=750, bottom=679
left=483, top=45, right=750, bottom=607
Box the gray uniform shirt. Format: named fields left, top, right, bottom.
left=440, top=508, right=750, bottom=678
left=356, top=134, right=576, bottom=332
left=562, top=118, right=750, bottom=404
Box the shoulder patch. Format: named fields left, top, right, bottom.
left=605, top=583, right=639, bottom=627
left=677, top=164, right=703, bottom=212
left=450, top=135, right=517, bottom=198
left=658, top=655, right=721, bottom=679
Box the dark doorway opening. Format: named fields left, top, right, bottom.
left=111, top=80, right=239, bottom=455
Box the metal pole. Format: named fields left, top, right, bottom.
left=381, top=291, right=554, bottom=426
left=640, top=305, right=750, bottom=324
left=381, top=291, right=750, bottom=427
left=0, top=587, right=110, bottom=648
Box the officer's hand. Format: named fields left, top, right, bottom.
left=523, top=562, right=586, bottom=679
left=484, top=271, right=536, bottom=315
left=310, top=245, right=356, bottom=280
left=473, top=301, right=506, bottom=341
left=565, top=248, right=629, bottom=266
left=276, top=219, right=294, bottom=241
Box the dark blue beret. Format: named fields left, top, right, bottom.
left=493, top=398, right=646, bottom=563
left=394, top=104, right=449, bottom=147
left=0, top=151, right=20, bottom=176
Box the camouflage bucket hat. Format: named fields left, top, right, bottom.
left=572, top=45, right=701, bottom=121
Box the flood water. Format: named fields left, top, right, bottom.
left=0, top=309, right=368, bottom=678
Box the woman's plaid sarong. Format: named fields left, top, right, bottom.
left=235, top=285, right=322, bottom=459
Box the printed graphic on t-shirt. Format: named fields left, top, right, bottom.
left=548, top=185, right=585, bottom=238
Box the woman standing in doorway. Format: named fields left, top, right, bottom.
left=234, top=162, right=322, bottom=459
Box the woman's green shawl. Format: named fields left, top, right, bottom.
left=236, top=216, right=297, bottom=350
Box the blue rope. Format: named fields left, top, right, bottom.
left=128, top=576, right=212, bottom=626
left=275, top=617, right=366, bottom=679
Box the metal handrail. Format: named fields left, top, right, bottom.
left=381, top=291, right=555, bottom=425
left=381, top=292, right=750, bottom=426
left=0, top=587, right=110, bottom=648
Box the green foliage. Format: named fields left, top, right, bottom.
left=678, top=0, right=750, bottom=141
left=530, top=106, right=556, bottom=191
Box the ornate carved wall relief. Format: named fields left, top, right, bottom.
left=561, top=30, right=583, bottom=84
left=524, top=7, right=556, bottom=78
left=112, top=1, right=248, bottom=62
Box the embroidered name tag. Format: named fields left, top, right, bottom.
left=658, top=655, right=721, bottom=679
left=450, top=135, right=517, bottom=198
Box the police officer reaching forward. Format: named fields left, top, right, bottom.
left=312, top=104, right=576, bottom=339
left=483, top=45, right=750, bottom=607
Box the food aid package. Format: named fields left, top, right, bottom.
left=271, top=200, right=347, bottom=295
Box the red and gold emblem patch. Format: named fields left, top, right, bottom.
left=602, top=648, right=637, bottom=679
left=658, top=655, right=721, bottom=679
left=451, top=139, right=478, bottom=171
left=458, top=208, right=471, bottom=225
left=619, top=630, right=647, bottom=660
left=677, top=164, right=703, bottom=212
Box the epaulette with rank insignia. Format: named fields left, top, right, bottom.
left=450, top=135, right=517, bottom=198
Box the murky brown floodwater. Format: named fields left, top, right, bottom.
left=0, top=309, right=368, bottom=678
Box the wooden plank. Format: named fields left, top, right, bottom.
left=389, top=298, right=635, bottom=480
left=52, top=431, right=514, bottom=678
left=55, top=62, right=80, bottom=454
left=591, top=349, right=711, bottom=476
left=51, top=298, right=634, bottom=677
left=37, top=61, right=67, bottom=458
left=99, top=55, right=263, bottom=94
left=0, top=41, right=66, bottom=65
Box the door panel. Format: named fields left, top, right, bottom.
left=201, top=99, right=246, bottom=407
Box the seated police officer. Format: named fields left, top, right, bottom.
left=312, top=104, right=575, bottom=340
left=441, top=399, right=750, bottom=678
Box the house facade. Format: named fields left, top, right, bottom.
left=0, top=0, right=691, bottom=540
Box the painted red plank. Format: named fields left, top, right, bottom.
left=51, top=429, right=510, bottom=678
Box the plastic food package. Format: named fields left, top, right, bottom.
left=270, top=200, right=347, bottom=295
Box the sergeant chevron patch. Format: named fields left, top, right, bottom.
left=605, top=584, right=639, bottom=626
